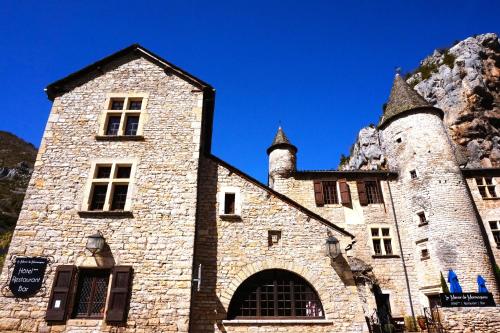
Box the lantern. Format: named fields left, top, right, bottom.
left=86, top=231, right=105, bottom=255
left=325, top=236, right=341, bottom=259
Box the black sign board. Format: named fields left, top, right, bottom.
left=9, top=257, right=48, bottom=298
left=440, top=293, right=496, bottom=307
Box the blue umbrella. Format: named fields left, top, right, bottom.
left=448, top=270, right=462, bottom=293
left=477, top=275, right=488, bottom=293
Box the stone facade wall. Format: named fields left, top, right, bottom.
left=440, top=307, right=500, bottom=332
left=268, top=148, right=296, bottom=188
left=272, top=174, right=414, bottom=316
left=0, top=55, right=204, bottom=332
left=380, top=111, right=499, bottom=305
left=190, top=156, right=367, bottom=333
left=466, top=176, right=500, bottom=263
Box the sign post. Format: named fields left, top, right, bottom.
left=440, top=293, right=496, bottom=307
left=8, top=257, right=48, bottom=298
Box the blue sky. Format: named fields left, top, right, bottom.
left=1, top=1, right=498, bottom=182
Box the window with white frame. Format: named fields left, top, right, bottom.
left=489, top=221, right=500, bottom=246
left=476, top=177, right=497, bottom=199
left=219, top=187, right=241, bottom=216
left=371, top=227, right=393, bottom=256
left=99, top=94, right=147, bottom=137
left=84, top=163, right=135, bottom=212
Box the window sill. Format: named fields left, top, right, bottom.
left=95, top=135, right=144, bottom=141
left=220, top=214, right=242, bottom=220
left=372, top=255, right=400, bottom=259
left=418, top=222, right=429, bottom=227
left=78, top=211, right=134, bottom=218
left=222, top=319, right=333, bottom=325
left=482, top=197, right=500, bottom=201
left=66, top=319, right=102, bottom=326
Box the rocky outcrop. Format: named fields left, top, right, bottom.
left=341, top=33, right=500, bottom=170
left=0, top=131, right=37, bottom=270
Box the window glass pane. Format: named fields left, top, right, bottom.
left=485, top=177, right=493, bottom=185
left=384, top=239, right=393, bottom=254
left=478, top=186, right=487, bottom=198
left=489, top=221, right=497, bottom=230
left=371, top=228, right=379, bottom=237
left=493, top=231, right=500, bottom=245
left=128, top=99, right=142, bottom=110
left=90, top=185, right=108, bottom=210
left=366, top=181, right=383, bottom=204
left=382, top=228, right=390, bottom=237
left=110, top=99, right=124, bottom=110
left=111, top=185, right=128, bottom=210
left=106, top=116, right=121, bottom=135
left=116, top=166, right=131, bottom=179
left=73, top=270, right=110, bottom=318
left=322, top=181, right=338, bottom=204
left=373, top=239, right=382, bottom=255
left=224, top=193, right=235, bottom=214
left=96, top=166, right=111, bottom=179
left=418, top=212, right=427, bottom=223
left=125, top=115, right=139, bottom=135
left=487, top=185, right=497, bottom=198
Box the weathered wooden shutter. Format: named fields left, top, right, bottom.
left=339, top=179, right=351, bottom=206
left=45, top=265, right=76, bottom=322
left=357, top=180, right=368, bottom=206
left=106, top=266, right=133, bottom=323
left=313, top=180, right=324, bottom=206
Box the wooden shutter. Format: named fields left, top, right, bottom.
left=313, top=180, right=324, bottom=206
left=106, top=266, right=133, bottom=323
left=357, top=180, right=368, bottom=206
left=339, top=179, right=351, bottom=206
left=45, top=265, right=76, bottom=322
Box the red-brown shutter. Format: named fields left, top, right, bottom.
left=313, top=180, right=324, bottom=206
left=106, top=266, right=133, bottom=323
left=45, top=265, right=76, bottom=322
left=339, top=179, right=351, bottom=206
left=357, top=180, right=368, bottom=206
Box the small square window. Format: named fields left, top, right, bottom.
left=116, top=166, right=131, bottom=179
left=421, top=248, right=429, bottom=260
left=268, top=230, right=281, bottom=246
left=396, top=137, right=402, bottom=143
left=418, top=212, right=428, bottom=225
left=110, top=99, right=124, bottom=110
left=224, top=193, right=236, bottom=214
left=96, top=166, right=111, bottom=179
left=128, top=100, right=142, bottom=110
left=410, top=170, right=417, bottom=179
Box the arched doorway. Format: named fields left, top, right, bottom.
left=227, top=269, right=324, bottom=319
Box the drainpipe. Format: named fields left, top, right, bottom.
left=386, top=175, right=415, bottom=318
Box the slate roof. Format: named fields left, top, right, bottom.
left=379, top=74, right=440, bottom=128
left=267, top=127, right=298, bottom=155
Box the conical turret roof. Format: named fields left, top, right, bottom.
left=267, top=127, right=298, bottom=155
left=379, top=74, right=437, bottom=127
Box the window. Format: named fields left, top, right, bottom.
left=86, top=163, right=133, bottom=212
left=489, top=221, right=500, bottom=246
left=99, top=94, right=147, bottom=137
left=219, top=187, right=242, bottom=216
left=227, top=269, right=324, bottom=319
left=421, top=248, right=430, bottom=260
left=476, top=177, right=497, bottom=199
left=72, top=269, right=110, bottom=319
left=410, top=170, right=417, bottom=179
left=417, top=212, right=428, bottom=226
left=224, top=193, right=235, bottom=214
left=365, top=181, right=383, bottom=204
left=322, top=181, right=339, bottom=204
left=371, top=227, right=393, bottom=256
left=268, top=230, right=281, bottom=246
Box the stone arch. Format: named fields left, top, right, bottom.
left=219, top=259, right=330, bottom=312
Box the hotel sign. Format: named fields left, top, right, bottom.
left=9, top=257, right=48, bottom=298
left=440, top=293, right=496, bottom=307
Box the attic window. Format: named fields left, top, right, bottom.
left=98, top=94, right=148, bottom=138
left=224, top=193, right=236, bottom=214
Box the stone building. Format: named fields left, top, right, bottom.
left=0, top=44, right=499, bottom=332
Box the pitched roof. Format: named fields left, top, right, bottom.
left=379, top=74, right=441, bottom=128
left=267, top=127, right=298, bottom=155
left=209, top=154, right=355, bottom=239
left=45, top=43, right=214, bottom=101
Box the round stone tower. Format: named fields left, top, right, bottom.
left=267, top=126, right=297, bottom=190
left=379, top=74, right=498, bottom=304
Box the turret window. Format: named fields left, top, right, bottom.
left=476, top=177, right=497, bottom=199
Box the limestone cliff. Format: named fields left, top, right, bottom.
left=341, top=33, right=500, bottom=170
left=0, top=131, right=37, bottom=270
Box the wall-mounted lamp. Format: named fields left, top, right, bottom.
left=86, top=231, right=106, bottom=255
left=325, top=236, right=341, bottom=259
